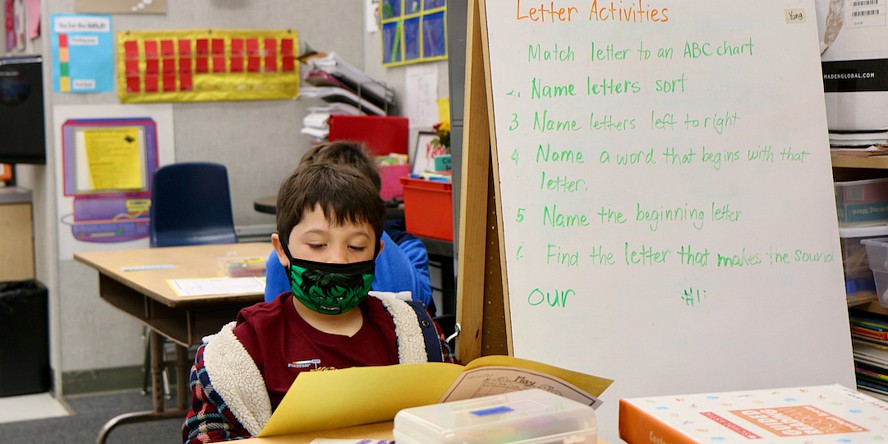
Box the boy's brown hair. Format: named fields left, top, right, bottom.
left=275, top=162, right=386, bottom=248
left=300, top=141, right=382, bottom=191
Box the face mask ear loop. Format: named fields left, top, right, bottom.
left=280, top=238, right=297, bottom=289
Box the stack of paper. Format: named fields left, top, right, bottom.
left=296, top=50, right=396, bottom=141
left=830, top=131, right=888, bottom=157
left=301, top=87, right=386, bottom=117
left=303, top=52, right=395, bottom=113
left=300, top=103, right=366, bottom=141
left=849, top=312, right=888, bottom=401
left=831, top=130, right=888, bottom=147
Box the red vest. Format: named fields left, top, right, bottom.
left=233, top=294, right=399, bottom=410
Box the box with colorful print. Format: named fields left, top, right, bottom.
left=835, top=178, right=888, bottom=225
left=620, top=385, right=888, bottom=444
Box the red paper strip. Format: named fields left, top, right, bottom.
left=145, top=40, right=159, bottom=74
left=144, top=40, right=158, bottom=59
left=281, top=38, right=295, bottom=72
left=163, top=73, right=176, bottom=92
left=145, top=73, right=158, bottom=92
left=211, top=38, right=224, bottom=55
left=230, top=38, right=244, bottom=72
left=180, top=72, right=193, bottom=91
left=178, top=39, right=192, bottom=57
left=196, top=39, right=209, bottom=55
left=263, top=38, right=277, bottom=72
left=195, top=39, right=209, bottom=73
left=160, top=40, right=174, bottom=57
left=124, top=40, right=139, bottom=59
left=125, top=59, right=139, bottom=76
left=231, top=38, right=244, bottom=56
left=246, top=38, right=260, bottom=72
left=126, top=76, right=140, bottom=93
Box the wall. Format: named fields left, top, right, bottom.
left=3, top=1, right=450, bottom=394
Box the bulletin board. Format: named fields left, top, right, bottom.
left=456, top=0, right=856, bottom=441
left=116, top=29, right=299, bottom=103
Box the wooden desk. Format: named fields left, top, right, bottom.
left=254, top=194, right=277, bottom=214
left=74, top=242, right=271, bottom=444
left=239, top=421, right=393, bottom=443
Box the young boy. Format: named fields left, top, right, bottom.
left=182, top=163, right=457, bottom=443
left=263, top=141, right=433, bottom=309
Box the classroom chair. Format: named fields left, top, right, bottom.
left=144, top=161, right=238, bottom=396
left=149, top=161, right=238, bottom=247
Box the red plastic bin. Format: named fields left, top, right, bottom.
left=400, top=177, right=453, bottom=241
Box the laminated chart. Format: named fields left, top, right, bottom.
left=117, top=29, right=299, bottom=103
left=51, top=14, right=115, bottom=93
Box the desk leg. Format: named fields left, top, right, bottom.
left=150, top=330, right=165, bottom=412
left=96, top=331, right=187, bottom=444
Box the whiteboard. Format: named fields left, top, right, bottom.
left=481, top=1, right=855, bottom=441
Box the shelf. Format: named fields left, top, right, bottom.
left=831, top=154, right=888, bottom=169
left=855, top=301, right=888, bottom=316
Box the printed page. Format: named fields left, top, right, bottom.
left=439, top=366, right=602, bottom=408
left=166, top=277, right=264, bottom=296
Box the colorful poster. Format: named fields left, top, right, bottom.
left=50, top=14, right=114, bottom=93
left=53, top=104, right=175, bottom=260
left=117, top=29, right=300, bottom=103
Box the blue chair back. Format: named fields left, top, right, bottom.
left=149, top=162, right=238, bottom=247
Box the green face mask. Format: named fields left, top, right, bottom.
left=284, top=253, right=375, bottom=315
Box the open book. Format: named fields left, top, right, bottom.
left=258, top=355, right=613, bottom=437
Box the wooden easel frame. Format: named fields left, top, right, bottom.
left=454, top=0, right=510, bottom=362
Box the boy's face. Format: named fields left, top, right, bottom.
left=273, top=203, right=377, bottom=267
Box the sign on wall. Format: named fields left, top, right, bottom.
left=117, top=29, right=299, bottom=103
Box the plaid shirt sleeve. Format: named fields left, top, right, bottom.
left=182, top=344, right=252, bottom=443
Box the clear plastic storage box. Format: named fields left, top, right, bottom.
left=860, top=237, right=888, bottom=307
left=393, top=388, right=597, bottom=444
left=839, top=225, right=888, bottom=295
left=835, top=178, right=888, bottom=225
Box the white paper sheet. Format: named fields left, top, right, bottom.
left=404, top=65, right=438, bottom=129
left=167, top=277, right=265, bottom=297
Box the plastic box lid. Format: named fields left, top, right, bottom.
left=839, top=225, right=888, bottom=239
left=862, top=237, right=888, bottom=271
left=835, top=177, right=888, bottom=204
left=393, top=388, right=597, bottom=444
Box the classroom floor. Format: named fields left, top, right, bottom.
left=0, top=390, right=184, bottom=444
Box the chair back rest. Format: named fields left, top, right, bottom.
left=149, top=162, right=238, bottom=247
